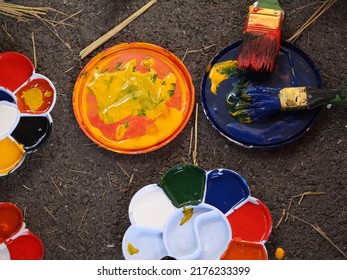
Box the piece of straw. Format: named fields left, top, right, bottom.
left=80, top=0, right=157, bottom=59
left=287, top=0, right=337, bottom=43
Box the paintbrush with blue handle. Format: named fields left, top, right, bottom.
left=226, top=86, right=347, bottom=124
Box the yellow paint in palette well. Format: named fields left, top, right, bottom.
left=209, top=60, right=238, bottom=94
left=21, top=88, right=44, bottom=111
left=0, top=137, right=25, bottom=175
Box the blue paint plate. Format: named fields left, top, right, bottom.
left=201, top=41, right=323, bottom=148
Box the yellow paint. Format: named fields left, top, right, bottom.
left=275, top=247, right=285, bottom=260
left=208, top=60, right=238, bottom=94
left=180, top=207, right=194, bottom=226
left=44, top=91, right=52, bottom=98
left=127, top=242, right=139, bottom=255
left=141, top=57, right=154, bottom=69
left=21, top=87, right=44, bottom=111
left=247, top=7, right=282, bottom=30
left=0, top=137, right=25, bottom=176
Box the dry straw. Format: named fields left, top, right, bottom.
left=80, top=0, right=157, bottom=59
left=287, top=0, right=337, bottom=43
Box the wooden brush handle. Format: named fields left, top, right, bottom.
left=256, top=0, right=282, bottom=10
left=307, top=87, right=347, bottom=109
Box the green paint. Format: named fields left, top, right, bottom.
left=159, top=165, right=206, bottom=208
left=256, top=0, right=282, bottom=10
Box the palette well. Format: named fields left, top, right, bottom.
left=122, top=165, right=272, bottom=260
left=201, top=41, right=323, bottom=148
left=73, top=42, right=195, bottom=154
left=0, top=52, right=56, bottom=176
left=0, top=203, right=44, bottom=260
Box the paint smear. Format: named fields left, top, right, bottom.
left=227, top=199, right=272, bottom=243
left=208, top=60, right=238, bottom=94
left=82, top=58, right=186, bottom=150
left=180, top=207, right=193, bottom=226
left=6, top=234, right=44, bottom=260
left=220, top=239, right=267, bottom=260
left=127, top=242, right=139, bottom=255
left=15, top=78, right=54, bottom=114
left=0, top=137, right=25, bottom=176
left=0, top=101, right=19, bottom=140
left=0, top=203, right=23, bottom=243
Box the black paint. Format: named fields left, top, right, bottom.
left=11, top=116, right=52, bottom=152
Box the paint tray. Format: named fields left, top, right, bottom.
left=73, top=42, right=195, bottom=154
left=0, top=203, right=44, bottom=260
left=0, top=52, right=56, bottom=176
left=201, top=41, right=323, bottom=148
left=122, top=165, right=272, bottom=260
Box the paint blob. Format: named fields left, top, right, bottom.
left=0, top=203, right=23, bottom=243
left=0, top=52, right=34, bottom=92
left=227, top=198, right=272, bottom=242
left=0, top=137, right=25, bottom=176
left=159, top=165, right=206, bottom=208
left=0, top=88, right=16, bottom=103
left=73, top=43, right=194, bottom=153
left=6, top=233, right=44, bottom=260
left=220, top=240, right=268, bottom=260
left=205, top=169, right=250, bottom=214
left=0, top=101, right=20, bottom=140
left=11, top=116, right=52, bottom=152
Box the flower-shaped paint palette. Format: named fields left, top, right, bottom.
left=0, top=203, right=44, bottom=260
left=122, top=165, right=272, bottom=260
left=73, top=43, right=195, bottom=154
left=0, top=52, right=56, bottom=176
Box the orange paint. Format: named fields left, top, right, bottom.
left=0, top=203, right=23, bottom=243
left=221, top=239, right=268, bottom=260
left=16, top=78, right=54, bottom=114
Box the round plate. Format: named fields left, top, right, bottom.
left=201, top=41, right=323, bottom=148
left=73, top=42, right=195, bottom=154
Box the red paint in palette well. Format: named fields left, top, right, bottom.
left=15, top=78, right=55, bottom=114
left=0, top=203, right=23, bottom=243
left=0, top=52, right=34, bottom=92
left=227, top=199, right=272, bottom=243
left=6, top=233, right=44, bottom=260
left=221, top=239, right=267, bottom=260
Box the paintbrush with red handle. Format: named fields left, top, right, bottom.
left=238, top=0, right=284, bottom=72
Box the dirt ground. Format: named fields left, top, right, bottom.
left=0, top=0, right=346, bottom=260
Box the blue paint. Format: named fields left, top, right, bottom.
left=200, top=40, right=323, bottom=148
left=226, top=86, right=282, bottom=123
left=204, top=169, right=250, bottom=214
left=0, top=88, right=15, bottom=103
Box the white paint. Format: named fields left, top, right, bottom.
left=129, top=184, right=176, bottom=230
left=0, top=101, right=20, bottom=140
left=0, top=243, right=10, bottom=260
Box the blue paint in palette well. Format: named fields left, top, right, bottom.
left=0, top=88, right=15, bottom=103
left=204, top=169, right=250, bottom=214
left=201, top=40, right=323, bottom=148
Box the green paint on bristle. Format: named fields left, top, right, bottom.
left=256, top=0, right=282, bottom=10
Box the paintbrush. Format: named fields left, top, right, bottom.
left=237, top=0, right=284, bottom=72
left=226, top=86, right=347, bottom=124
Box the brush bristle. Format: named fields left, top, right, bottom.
left=238, top=33, right=279, bottom=72
left=226, top=86, right=282, bottom=123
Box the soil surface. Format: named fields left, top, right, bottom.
left=0, top=0, right=346, bottom=260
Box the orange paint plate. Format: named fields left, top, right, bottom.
left=73, top=43, right=195, bottom=154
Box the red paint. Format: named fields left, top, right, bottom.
left=220, top=239, right=267, bottom=260
left=15, top=78, right=55, bottom=114
left=0, top=203, right=23, bottom=243
left=0, top=52, right=34, bottom=91
left=6, top=233, right=44, bottom=260
left=227, top=199, right=272, bottom=242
